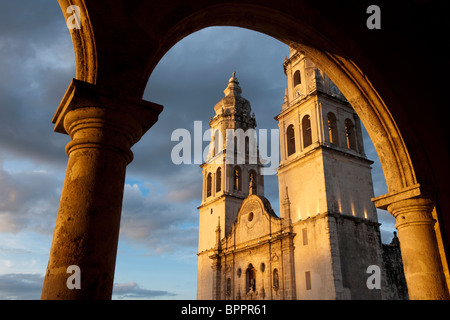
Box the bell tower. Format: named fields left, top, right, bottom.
left=276, top=48, right=386, bottom=299
left=197, top=72, right=265, bottom=299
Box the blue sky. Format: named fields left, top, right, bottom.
left=0, top=1, right=395, bottom=300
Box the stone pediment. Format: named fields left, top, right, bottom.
left=226, top=195, right=281, bottom=246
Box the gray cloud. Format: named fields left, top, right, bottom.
left=0, top=161, right=62, bottom=235
left=0, top=273, right=175, bottom=300
left=0, top=273, right=43, bottom=300
left=119, top=180, right=199, bottom=255
left=112, top=282, right=176, bottom=300
left=0, top=2, right=73, bottom=169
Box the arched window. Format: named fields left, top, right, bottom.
left=246, top=264, right=256, bottom=293
left=293, top=70, right=301, bottom=87
left=286, top=124, right=295, bottom=156
left=327, top=112, right=338, bottom=145
left=302, top=115, right=312, bottom=148
left=345, top=118, right=356, bottom=150
left=249, top=170, right=257, bottom=194
left=216, top=167, right=222, bottom=192
left=233, top=166, right=241, bottom=191
left=206, top=173, right=212, bottom=197
left=213, top=129, right=221, bottom=157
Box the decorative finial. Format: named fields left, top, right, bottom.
left=224, top=70, right=242, bottom=96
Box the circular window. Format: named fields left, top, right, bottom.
left=248, top=212, right=254, bottom=222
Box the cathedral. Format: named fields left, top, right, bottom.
left=197, top=48, right=407, bottom=300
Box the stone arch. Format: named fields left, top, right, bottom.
left=46, top=0, right=449, bottom=300
left=56, top=0, right=419, bottom=193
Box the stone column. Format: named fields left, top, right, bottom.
left=41, top=79, right=163, bottom=299
left=373, top=185, right=450, bottom=300
left=388, top=197, right=449, bottom=300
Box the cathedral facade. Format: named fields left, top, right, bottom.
left=197, top=48, right=406, bottom=300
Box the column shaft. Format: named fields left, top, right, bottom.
left=41, top=80, right=162, bottom=299
left=389, top=197, right=450, bottom=300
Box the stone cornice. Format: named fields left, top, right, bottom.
left=53, top=79, right=163, bottom=136
left=372, top=183, right=434, bottom=211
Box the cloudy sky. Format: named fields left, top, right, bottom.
left=0, top=1, right=395, bottom=300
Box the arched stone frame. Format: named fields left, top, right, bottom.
left=206, top=172, right=212, bottom=198
left=293, top=70, right=301, bottom=87
left=344, top=118, right=356, bottom=151
left=216, top=167, right=222, bottom=193
left=55, top=0, right=418, bottom=194
left=45, top=0, right=449, bottom=300
left=286, top=124, right=295, bottom=157
left=327, top=112, right=339, bottom=145
left=301, top=115, right=312, bottom=148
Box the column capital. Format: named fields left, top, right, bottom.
left=388, top=197, right=435, bottom=231
left=372, top=183, right=434, bottom=211
left=372, top=184, right=435, bottom=230
left=52, top=79, right=163, bottom=163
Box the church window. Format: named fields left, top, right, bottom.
left=216, top=167, right=222, bottom=192
left=273, top=269, right=279, bottom=291
left=213, top=129, right=221, bottom=157
left=249, top=170, right=257, bottom=194
left=327, top=112, right=339, bottom=145
left=206, top=173, right=212, bottom=197
left=237, top=268, right=242, bottom=278
left=286, top=124, right=296, bottom=156
left=233, top=166, right=241, bottom=191
left=345, top=118, right=356, bottom=150
left=305, top=271, right=312, bottom=290
left=233, top=136, right=244, bottom=165
left=246, top=264, right=256, bottom=293
left=226, top=278, right=231, bottom=296
left=260, top=263, right=265, bottom=272
left=302, top=115, right=312, bottom=148
left=293, top=70, right=301, bottom=87
left=248, top=212, right=254, bottom=222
